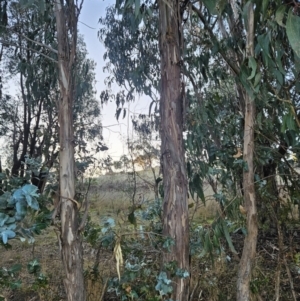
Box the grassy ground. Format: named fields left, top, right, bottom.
left=13, top=169, right=297, bottom=300
left=0, top=168, right=220, bottom=300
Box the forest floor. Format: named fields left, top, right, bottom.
left=1, top=169, right=300, bottom=301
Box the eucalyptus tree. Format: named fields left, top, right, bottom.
left=0, top=0, right=95, bottom=299
left=158, top=1, right=190, bottom=298
left=98, top=3, right=160, bottom=116
left=0, top=0, right=58, bottom=180
left=0, top=1, right=101, bottom=192
left=99, top=0, right=300, bottom=299
left=185, top=1, right=300, bottom=299
left=54, top=1, right=86, bottom=300
left=100, top=1, right=190, bottom=298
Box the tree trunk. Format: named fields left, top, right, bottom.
left=158, top=0, right=190, bottom=300
left=54, top=1, right=86, bottom=300
left=237, top=3, right=258, bottom=301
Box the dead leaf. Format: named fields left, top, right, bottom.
left=233, top=147, right=243, bottom=158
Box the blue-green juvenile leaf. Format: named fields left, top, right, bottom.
left=22, top=184, right=39, bottom=197
left=0, top=213, right=9, bottom=227
left=286, top=8, right=300, bottom=57
left=1, top=230, right=16, bottom=244
left=27, top=259, right=41, bottom=274
left=10, top=189, right=24, bottom=205
left=162, top=237, right=175, bottom=252
left=175, top=268, right=189, bottom=278
left=15, top=200, right=27, bottom=220
left=25, top=194, right=39, bottom=210
left=9, top=264, right=22, bottom=274
left=0, top=192, right=10, bottom=209
left=155, top=272, right=173, bottom=296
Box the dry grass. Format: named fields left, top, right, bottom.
left=0, top=169, right=219, bottom=301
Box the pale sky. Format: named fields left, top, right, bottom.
left=2, top=0, right=150, bottom=165
left=78, top=0, right=152, bottom=160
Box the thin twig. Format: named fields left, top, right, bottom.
left=78, top=20, right=95, bottom=29
left=60, top=195, right=80, bottom=208
left=198, top=289, right=203, bottom=300
left=0, top=39, right=58, bottom=63
left=0, top=25, right=58, bottom=54
left=189, top=280, right=199, bottom=301
left=100, top=278, right=108, bottom=301
left=283, top=257, right=297, bottom=301
left=275, top=234, right=282, bottom=301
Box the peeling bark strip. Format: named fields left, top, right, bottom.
left=237, top=3, right=258, bottom=301
left=54, top=1, right=86, bottom=301
left=158, top=0, right=190, bottom=300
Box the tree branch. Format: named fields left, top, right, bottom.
left=191, top=4, right=240, bottom=75
left=0, top=25, right=58, bottom=54
left=0, top=39, right=57, bottom=63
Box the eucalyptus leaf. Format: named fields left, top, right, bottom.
left=27, top=259, right=41, bottom=274
left=242, top=1, right=251, bottom=29
left=253, top=72, right=261, bottom=87
left=134, top=0, right=140, bottom=17
left=202, top=0, right=218, bottom=15
left=221, top=220, right=237, bottom=254
left=9, top=263, right=22, bottom=274
left=0, top=213, right=9, bottom=227
left=10, top=189, right=24, bottom=205
left=261, top=0, right=269, bottom=17
left=25, top=194, right=39, bottom=210
left=155, top=272, right=173, bottom=296
left=247, top=57, right=257, bottom=80
left=22, top=184, right=39, bottom=197
left=275, top=5, right=287, bottom=27
left=0, top=192, right=10, bottom=209
left=1, top=230, right=16, bottom=244
left=15, top=200, right=27, bottom=219
left=286, top=8, right=300, bottom=58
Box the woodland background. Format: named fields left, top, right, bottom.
left=0, top=0, right=300, bottom=301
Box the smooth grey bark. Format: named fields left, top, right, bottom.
left=54, top=1, right=86, bottom=300
left=237, top=3, right=258, bottom=301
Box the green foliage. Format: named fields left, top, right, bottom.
left=26, top=259, right=48, bottom=290
left=103, top=0, right=300, bottom=231
left=99, top=3, right=159, bottom=117
left=0, top=183, right=39, bottom=244
left=0, top=1, right=102, bottom=179
left=0, top=161, right=51, bottom=292
left=201, top=0, right=218, bottom=15
left=85, top=199, right=193, bottom=300
left=0, top=157, right=52, bottom=249
left=0, top=263, right=22, bottom=290
left=191, top=218, right=238, bottom=264
left=155, top=272, right=172, bottom=296
left=286, top=8, right=300, bottom=58
left=27, top=259, right=41, bottom=274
